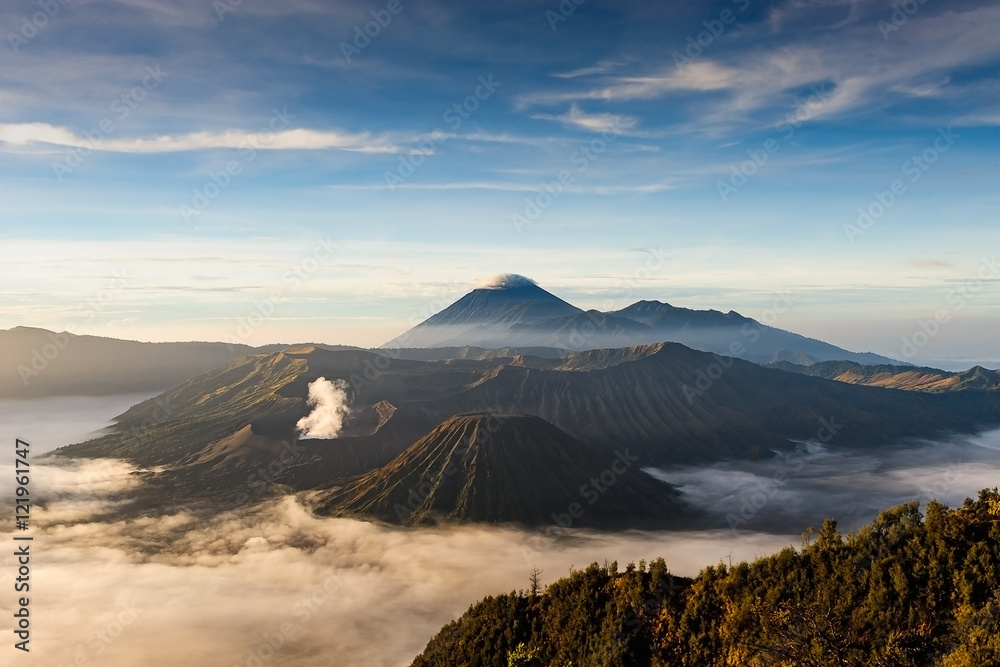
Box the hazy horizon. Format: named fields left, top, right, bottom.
left=2, top=278, right=998, bottom=372
left=1, top=1, right=998, bottom=367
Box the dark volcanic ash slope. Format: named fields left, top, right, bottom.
left=53, top=343, right=1000, bottom=510
left=51, top=347, right=450, bottom=489
left=409, top=343, right=1000, bottom=462
left=314, top=413, right=687, bottom=528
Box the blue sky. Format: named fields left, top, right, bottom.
left=0, top=0, right=998, bottom=368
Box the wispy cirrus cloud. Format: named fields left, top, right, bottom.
left=552, top=59, right=632, bottom=79
left=518, top=61, right=740, bottom=110
left=325, top=179, right=677, bottom=194
left=954, top=110, right=1000, bottom=127
left=0, top=123, right=399, bottom=154
left=531, top=104, right=639, bottom=134
left=519, top=4, right=1000, bottom=132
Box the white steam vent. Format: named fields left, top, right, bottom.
left=477, top=273, right=537, bottom=290
left=296, top=377, right=350, bottom=439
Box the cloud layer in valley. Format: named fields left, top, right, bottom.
left=647, top=428, right=1000, bottom=535
left=0, top=393, right=156, bottom=455
left=0, top=456, right=793, bottom=667
left=3, top=400, right=1000, bottom=666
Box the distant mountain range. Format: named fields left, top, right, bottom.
left=54, top=344, right=1000, bottom=527
left=382, top=274, right=902, bottom=366
left=0, top=326, right=252, bottom=399
left=0, top=326, right=357, bottom=399
left=768, top=360, right=1000, bottom=393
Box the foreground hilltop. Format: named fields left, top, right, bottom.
left=411, top=489, right=1000, bottom=666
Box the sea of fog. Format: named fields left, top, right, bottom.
left=645, top=428, right=1000, bottom=535
left=1, top=396, right=999, bottom=666
left=0, top=392, right=154, bottom=455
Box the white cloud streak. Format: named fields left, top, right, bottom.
left=519, top=5, right=1000, bottom=129
left=0, top=123, right=399, bottom=154
left=532, top=104, right=639, bottom=133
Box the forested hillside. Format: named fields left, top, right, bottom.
left=412, top=489, right=1000, bottom=666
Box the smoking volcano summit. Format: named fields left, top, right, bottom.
left=383, top=273, right=584, bottom=349
left=383, top=273, right=903, bottom=366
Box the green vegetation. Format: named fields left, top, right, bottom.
left=412, top=489, right=1000, bottom=666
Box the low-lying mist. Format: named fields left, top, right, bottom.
left=646, top=428, right=1000, bottom=534
left=3, top=395, right=999, bottom=666
left=1, top=457, right=792, bottom=667
left=0, top=392, right=154, bottom=455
